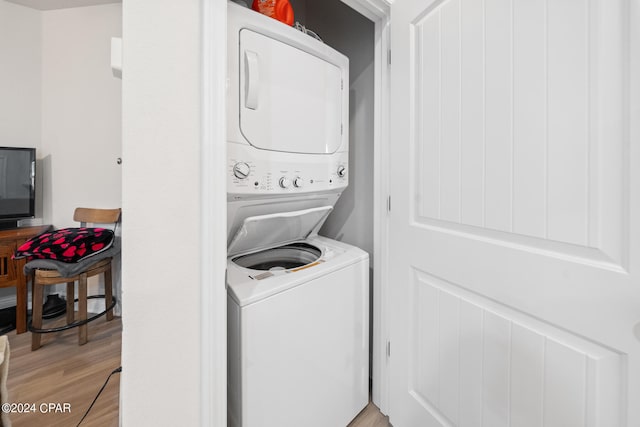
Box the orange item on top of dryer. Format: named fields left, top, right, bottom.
left=251, top=0, right=294, bottom=26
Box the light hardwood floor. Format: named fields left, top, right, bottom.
left=3, top=315, right=389, bottom=426
left=348, top=402, right=391, bottom=427
left=5, top=316, right=121, bottom=427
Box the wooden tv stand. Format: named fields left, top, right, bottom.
left=0, top=225, right=51, bottom=334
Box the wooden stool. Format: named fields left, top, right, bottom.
left=27, top=208, right=120, bottom=351
left=30, top=257, right=115, bottom=350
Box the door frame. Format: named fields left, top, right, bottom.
left=201, top=0, right=392, bottom=424
left=201, top=0, right=229, bottom=426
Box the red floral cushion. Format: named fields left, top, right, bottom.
left=13, top=227, right=115, bottom=263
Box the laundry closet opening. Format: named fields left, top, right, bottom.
left=287, top=0, right=376, bottom=375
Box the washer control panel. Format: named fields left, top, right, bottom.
left=228, top=144, right=348, bottom=196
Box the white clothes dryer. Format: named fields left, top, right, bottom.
left=226, top=207, right=369, bottom=427
left=226, top=2, right=350, bottom=206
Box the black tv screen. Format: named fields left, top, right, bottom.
left=0, top=147, right=36, bottom=220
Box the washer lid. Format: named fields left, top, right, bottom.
left=227, top=206, right=333, bottom=256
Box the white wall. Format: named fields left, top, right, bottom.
left=120, top=0, right=204, bottom=425
left=0, top=1, right=41, bottom=150
left=40, top=3, right=122, bottom=228
left=6, top=0, right=120, bottom=10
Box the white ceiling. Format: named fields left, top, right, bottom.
left=5, top=0, right=120, bottom=10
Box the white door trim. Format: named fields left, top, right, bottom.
left=341, top=0, right=392, bottom=414
left=201, top=0, right=228, bottom=426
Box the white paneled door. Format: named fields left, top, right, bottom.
left=388, top=0, right=640, bottom=426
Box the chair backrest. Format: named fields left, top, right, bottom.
left=73, top=208, right=121, bottom=227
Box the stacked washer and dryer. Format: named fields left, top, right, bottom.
left=226, top=3, right=369, bottom=427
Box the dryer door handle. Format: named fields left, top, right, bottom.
left=244, top=51, right=259, bottom=110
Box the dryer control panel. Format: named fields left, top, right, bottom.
left=228, top=143, right=348, bottom=197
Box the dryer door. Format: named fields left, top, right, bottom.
left=239, top=29, right=345, bottom=154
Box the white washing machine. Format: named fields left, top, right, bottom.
left=227, top=207, right=369, bottom=427
left=226, top=4, right=368, bottom=426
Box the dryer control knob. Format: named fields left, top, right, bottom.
left=337, top=165, right=347, bottom=178
left=233, top=162, right=251, bottom=179
left=279, top=177, right=291, bottom=189
left=293, top=177, right=304, bottom=188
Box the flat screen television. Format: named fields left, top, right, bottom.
left=0, top=147, right=36, bottom=229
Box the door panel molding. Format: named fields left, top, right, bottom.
left=410, top=218, right=627, bottom=273
left=409, top=268, right=625, bottom=426
left=410, top=0, right=630, bottom=268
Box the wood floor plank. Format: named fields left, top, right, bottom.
left=349, top=402, right=391, bottom=427
left=4, top=316, right=121, bottom=427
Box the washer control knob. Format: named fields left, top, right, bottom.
left=233, top=162, right=250, bottom=179
left=293, top=177, right=304, bottom=188
left=337, top=165, right=347, bottom=178
left=279, top=177, right=291, bottom=189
